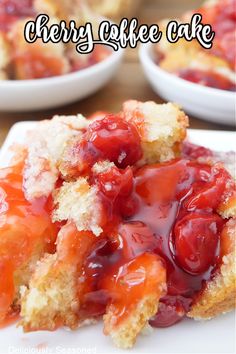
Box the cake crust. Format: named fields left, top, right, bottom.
left=188, top=218, right=236, bottom=319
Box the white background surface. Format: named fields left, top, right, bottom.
left=0, top=123, right=235, bottom=354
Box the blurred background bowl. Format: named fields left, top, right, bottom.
left=0, top=46, right=124, bottom=112
left=87, top=0, right=142, bottom=22
left=139, top=43, right=235, bottom=126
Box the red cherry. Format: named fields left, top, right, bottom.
left=86, top=114, right=142, bottom=168
left=0, top=0, right=34, bottom=16
left=65, top=115, right=143, bottom=176
left=174, top=213, right=223, bottom=275
left=90, top=45, right=110, bottom=64
left=150, top=295, right=191, bottom=328
left=185, top=167, right=233, bottom=211
left=95, top=166, right=136, bottom=218
left=96, top=166, right=133, bottom=201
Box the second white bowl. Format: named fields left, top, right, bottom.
left=139, top=43, right=235, bottom=126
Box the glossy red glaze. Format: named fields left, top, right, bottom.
left=178, top=69, right=235, bottom=91
left=174, top=213, right=223, bottom=274
left=182, top=142, right=213, bottom=160
left=79, top=158, right=230, bottom=327
left=13, top=55, right=66, bottom=79
left=102, top=252, right=166, bottom=327
left=94, top=165, right=135, bottom=219
left=80, top=233, right=166, bottom=324
left=150, top=295, right=192, bottom=327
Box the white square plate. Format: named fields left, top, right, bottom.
left=0, top=122, right=235, bottom=354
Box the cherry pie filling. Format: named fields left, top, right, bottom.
left=0, top=0, right=35, bottom=32
left=199, top=0, right=236, bottom=71
left=78, top=158, right=230, bottom=327
left=156, top=0, right=236, bottom=90
left=64, top=116, right=233, bottom=327
left=178, top=69, right=236, bottom=91
left=0, top=116, right=234, bottom=328
left=0, top=1, right=111, bottom=79
left=0, top=159, right=58, bottom=323
left=187, top=0, right=236, bottom=89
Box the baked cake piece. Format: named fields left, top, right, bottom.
left=19, top=102, right=188, bottom=346
left=103, top=253, right=166, bottom=348
left=122, top=100, right=189, bottom=164
left=0, top=33, right=10, bottom=79
left=154, top=19, right=202, bottom=73
left=23, top=114, right=89, bottom=200
left=20, top=179, right=103, bottom=331
left=0, top=152, right=58, bottom=323
left=20, top=222, right=96, bottom=331
left=33, top=0, right=109, bottom=71
left=0, top=115, right=88, bottom=323
left=156, top=38, right=235, bottom=89
left=188, top=218, right=236, bottom=319
left=53, top=178, right=105, bottom=236
left=154, top=21, right=233, bottom=79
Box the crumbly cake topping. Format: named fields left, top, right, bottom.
left=123, top=100, right=188, bottom=164
left=23, top=114, right=89, bottom=200
left=53, top=178, right=104, bottom=236
left=92, top=161, right=116, bottom=174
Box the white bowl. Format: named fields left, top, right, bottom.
left=0, top=47, right=124, bottom=112
left=139, top=43, right=235, bottom=126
